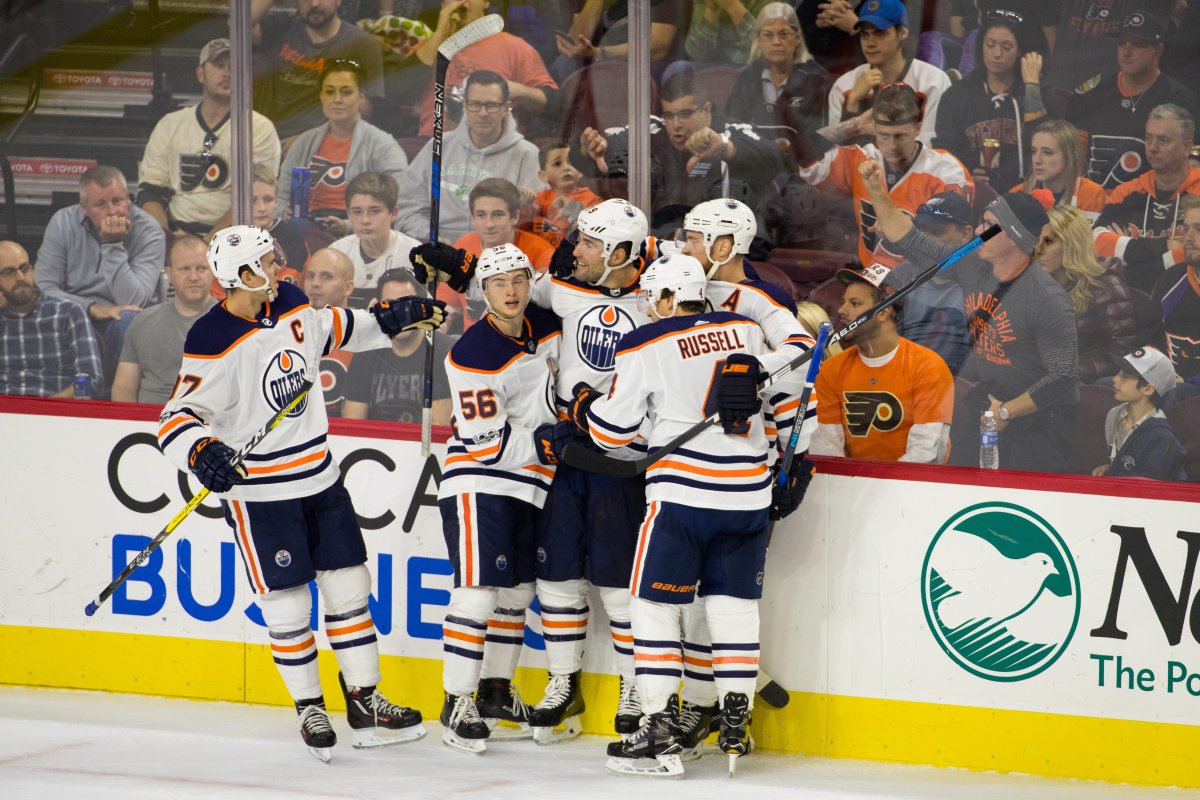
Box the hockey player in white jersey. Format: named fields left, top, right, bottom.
left=157, top=225, right=444, bottom=762
left=549, top=254, right=800, bottom=777
left=436, top=244, right=562, bottom=754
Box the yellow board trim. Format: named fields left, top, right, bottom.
left=3, top=625, right=1198, bottom=788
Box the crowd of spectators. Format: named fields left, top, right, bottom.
left=2, top=0, right=1198, bottom=482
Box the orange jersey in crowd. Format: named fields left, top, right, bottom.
left=454, top=229, right=554, bottom=272
left=815, top=338, right=954, bottom=462
left=799, top=143, right=974, bottom=267
left=530, top=186, right=603, bottom=247
left=1009, top=177, right=1108, bottom=222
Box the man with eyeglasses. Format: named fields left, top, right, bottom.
left=575, top=71, right=783, bottom=243
left=394, top=70, right=545, bottom=243
left=0, top=241, right=103, bottom=398
left=138, top=39, right=282, bottom=238
left=251, top=0, right=385, bottom=141
left=1066, top=8, right=1195, bottom=189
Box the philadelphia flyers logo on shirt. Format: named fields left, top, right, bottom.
left=843, top=391, right=903, bottom=437
left=262, top=348, right=310, bottom=418
left=576, top=304, right=636, bottom=371
left=309, top=155, right=347, bottom=188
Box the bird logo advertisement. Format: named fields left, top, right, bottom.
left=921, top=502, right=1081, bottom=682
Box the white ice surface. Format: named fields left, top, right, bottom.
left=0, top=686, right=1195, bottom=800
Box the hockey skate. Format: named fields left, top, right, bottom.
left=678, top=700, right=719, bottom=761
left=441, top=692, right=491, bottom=754
left=475, top=677, right=533, bottom=740
left=614, top=676, right=642, bottom=737
left=295, top=698, right=336, bottom=764
left=718, top=692, right=753, bottom=776
left=604, top=696, right=685, bottom=778
left=339, top=673, right=427, bottom=748
left=528, top=671, right=585, bottom=745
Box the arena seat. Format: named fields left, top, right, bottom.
left=1165, top=394, right=1200, bottom=481
left=1073, top=383, right=1118, bottom=475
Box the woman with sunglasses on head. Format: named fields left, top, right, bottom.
left=933, top=11, right=1045, bottom=191
left=1035, top=204, right=1136, bottom=384
left=1013, top=118, right=1108, bottom=223
left=278, top=59, right=409, bottom=239
left=726, top=3, right=831, bottom=165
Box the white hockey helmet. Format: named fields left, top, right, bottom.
left=475, top=243, right=533, bottom=316
left=683, top=198, right=757, bottom=277
left=575, top=198, right=648, bottom=284
left=208, top=225, right=276, bottom=293
left=640, top=253, right=707, bottom=316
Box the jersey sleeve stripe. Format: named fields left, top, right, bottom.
left=590, top=425, right=638, bottom=448
left=160, top=420, right=203, bottom=451
left=522, top=464, right=555, bottom=479
left=331, top=308, right=344, bottom=351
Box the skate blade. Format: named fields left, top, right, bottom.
left=307, top=746, right=333, bottom=764
left=532, top=715, right=582, bottom=746
left=605, top=754, right=684, bottom=778
left=484, top=719, right=534, bottom=741
left=728, top=753, right=738, bottom=777
left=351, top=723, right=428, bottom=748
left=441, top=729, right=487, bottom=755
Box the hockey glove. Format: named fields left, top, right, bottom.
left=410, top=243, right=476, bottom=293
left=770, top=457, right=816, bottom=521
left=371, top=296, right=447, bottom=336
left=188, top=437, right=247, bottom=493
left=534, top=421, right=584, bottom=466
left=566, top=381, right=602, bottom=432
left=713, top=353, right=766, bottom=434
left=548, top=232, right=578, bottom=280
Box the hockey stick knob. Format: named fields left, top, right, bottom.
left=84, top=601, right=98, bottom=617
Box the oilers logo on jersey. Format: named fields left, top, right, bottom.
left=576, top=304, right=636, bottom=372
left=262, top=348, right=310, bottom=417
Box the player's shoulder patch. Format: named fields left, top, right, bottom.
left=183, top=304, right=257, bottom=357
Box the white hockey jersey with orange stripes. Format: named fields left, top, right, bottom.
left=439, top=306, right=563, bottom=507
left=157, top=281, right=390, bottom=502
left=585, top=311, right=795, bottom=511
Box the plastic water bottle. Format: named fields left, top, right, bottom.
left=980, top=410, right=999, bottom=469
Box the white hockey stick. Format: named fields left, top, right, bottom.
left=421, top=13, right=505, bottom=457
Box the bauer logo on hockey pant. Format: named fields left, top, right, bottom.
left=921, top=502, right=1080, bottom=683
left=576, top=304, right=636, bottom=372
left=261, top=349, right=310, bottom=417
left=275, top=550, right=292, bottom=567
left=650, top=581, right=697, bottom=593
left=843, top=391, right=903, bottom=437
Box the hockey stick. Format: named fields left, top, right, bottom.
left=421, top=13, right=505, bottom=458
left=84, top=312, right=325, bottom=616
left=562, top=225, right=1000, bottom=478
left=776, top=320, right=831, bottom=483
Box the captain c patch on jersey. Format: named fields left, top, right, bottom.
left=844, top=391, right=903, bottom=437
left=577, top=304, right=636, bottom=372
left=262, top=348, right=310, bottom=417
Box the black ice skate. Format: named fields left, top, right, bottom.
left=339, top=672, right=427, bottom=748
left=614, top=675, right=642, bottom=737
left=475, top=677, right=533, bottom=740
left=718, top=691, right=753, bottom=776
left=528, top=671, right=585, bottom=745
left=604, top=695, right=685, bottom=777
left=295, top=698, right=336, bottom=764
left=678, top=700, right=719, bottom=761
left=441, top=692, right=491, bottom=754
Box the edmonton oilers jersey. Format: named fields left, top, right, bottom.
left=158, top=281, right=391, bottom=502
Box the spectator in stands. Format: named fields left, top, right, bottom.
left=415, top=0, right=558, bottom=136
left=797, top=0, right=861, bottom=76
left=1016, top=119, right=1108, bottom=222
left=933, top=12, right=1045, bottom=191
left=1045, top=0, right=1126, bottom=96
left=575, top=72, right=784, bottom=241
left=138, top=39, right=282, bottom=238
left=1093, top=346, right=1188, bottom=480
left=530, top=140, right=602, bottom=248
left=304, top=247, right=357, bottom=415
left=811, top=263, right=955, bottom=462
left=0, top=241, right=103, bottom=398
left=1094, top=103, right=1200, bottom=295
left=725, top=2, right=832, bottom=163
left=454, top=178, right=553, bottom=271
left=882, top=192, right=975, bottom=374
left=36, top=165, right=166, bottom=364
left=278, top=58, right=409, bottom=238
left=111, top=236, right=216, bottom=405
left=251, top=0, right=385, bottom=141
left=250, top=171, right=322, bottom=280
left=1140, top=194, right=1200, bottom=405
left=798, top=83, right=974, bottom=268
left=866, top=161, right=1080, bottom=473
left=342, top=268, right=453, bottom=423
left=554, top=0, right=686, bottom=81
left=683, top=0, right=773, bottom=67
left=394, top=70, right=545, bottom=243
left=1037, top=205, right=1136, bottom=384
left=330, top=172, right=418, bottom=288
left=828, top=0, right=951, bottom=145
left=1067, top=9, right=1195, bottom=189
left=253, top=172, right=279, bottom=230
left=950, top=2, right=1057, bottom=55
